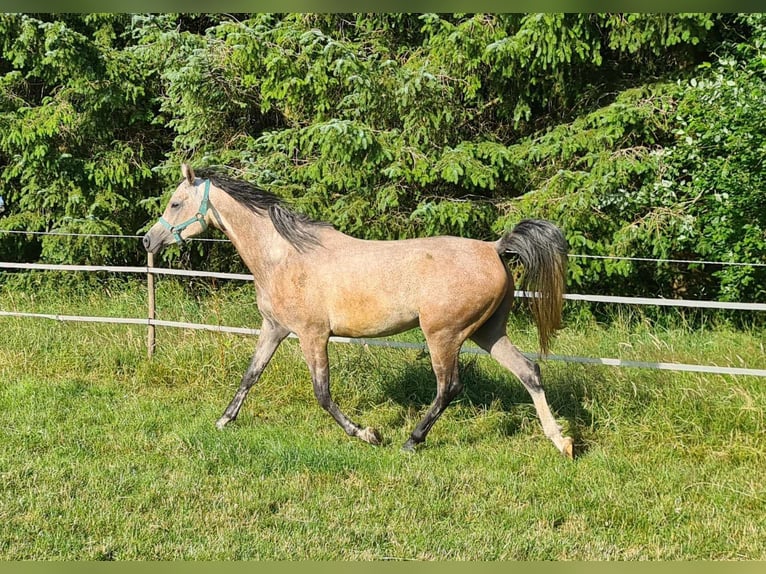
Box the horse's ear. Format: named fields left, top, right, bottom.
left=181, top=163, right=195, bottom=185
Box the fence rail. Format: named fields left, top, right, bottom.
left=3, top=261, right=765, bottom=311
left=1, top=259, right=765, bottom=377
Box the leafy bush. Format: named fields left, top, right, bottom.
left=3, top=13, right=764, bottom=304
left=0, top=14, right=166, bottom=264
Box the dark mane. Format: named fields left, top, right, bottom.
left=197, top=169, right=329, bottom=252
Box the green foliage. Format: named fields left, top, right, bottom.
left=0, top=14, right=166, bottom=264
left=3, top=12, right=764, bottom=303
left=494, top=82, right=682, bottom=293
left=660, top=36, right=766, bottom=302
left=152, top=12, right=720, bottom=245
left=491, top=13, right=766, bottom=302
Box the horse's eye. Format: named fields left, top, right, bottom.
left=170, top=201, right=181, bottom=209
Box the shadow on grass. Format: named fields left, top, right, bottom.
left=379, top=353, right=599, bottom=457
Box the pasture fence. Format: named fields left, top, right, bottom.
left=1, top=230, right=765, bottom=377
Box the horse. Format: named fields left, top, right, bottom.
left=143, top=163, right=574, bottom=458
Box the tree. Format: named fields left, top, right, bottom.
left=4, top=13, right=764, bottom=304
left=0, top=13, right=168, bottom=264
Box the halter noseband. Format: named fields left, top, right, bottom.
left=159, top=179, right=211, bottom=245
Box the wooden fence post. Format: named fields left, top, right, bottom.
left=147, top=251, right=156, bottom=358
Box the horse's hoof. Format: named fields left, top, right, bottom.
left=358, top=427, right=382, bottom=445
left=401, top=439, right=417, bottom=454
left=561, top=437, right=574, bottom=459
left=215, top=416, right=231, bottom=430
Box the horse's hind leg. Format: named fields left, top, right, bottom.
left=402, top=336, right=463, bottom=452
left=300, top=334, right=381, bottom=445
left=216, top=321, right=289, bottom=429
left=471, top=326, right=574, bottom=458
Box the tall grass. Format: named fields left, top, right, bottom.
left=1, top=277, right=764, bottom=559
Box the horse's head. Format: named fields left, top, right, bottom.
left=143, top=163, right=212, bottom=253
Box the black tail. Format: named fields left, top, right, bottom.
left=495, top=220, right=567, bottom=355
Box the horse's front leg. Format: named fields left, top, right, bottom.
left=216, top=320, right=290, bottom=429
left=300, top=334, right=381, bottom=445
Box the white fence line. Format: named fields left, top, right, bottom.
left=571, top=253, right=766, bottom=268
left=3, top=308, right=766, bottom=378
left=3, top=261, right=766, bottom=312
left=563, top=293, right=766, bottom=312
left=2, top=225, right=764, bottom=378
left=0, top=261, right=253, bottom=281
left=2, top=260, right=766, bottom=377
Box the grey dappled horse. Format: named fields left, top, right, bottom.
left=143, top=164, right=573, bottom=457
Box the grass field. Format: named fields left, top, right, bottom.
left=1, top=278, right=765, bottom=560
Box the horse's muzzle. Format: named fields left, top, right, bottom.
left=142, top=230, right=164, bottom=254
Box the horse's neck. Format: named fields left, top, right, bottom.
left=211, top=191, right=286, bottom=285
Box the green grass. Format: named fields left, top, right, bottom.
left=1, top=278, right=765, bottom=559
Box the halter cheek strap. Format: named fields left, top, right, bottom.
left=159, top=179, right=210, bottom=245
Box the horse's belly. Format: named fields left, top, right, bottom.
left=328, top=297, right=419, bottom=338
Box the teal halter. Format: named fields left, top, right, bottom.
left=159, top=179, right=210, bottom=245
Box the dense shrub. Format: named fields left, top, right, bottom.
left=1, top=13, right=763, bottom=302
